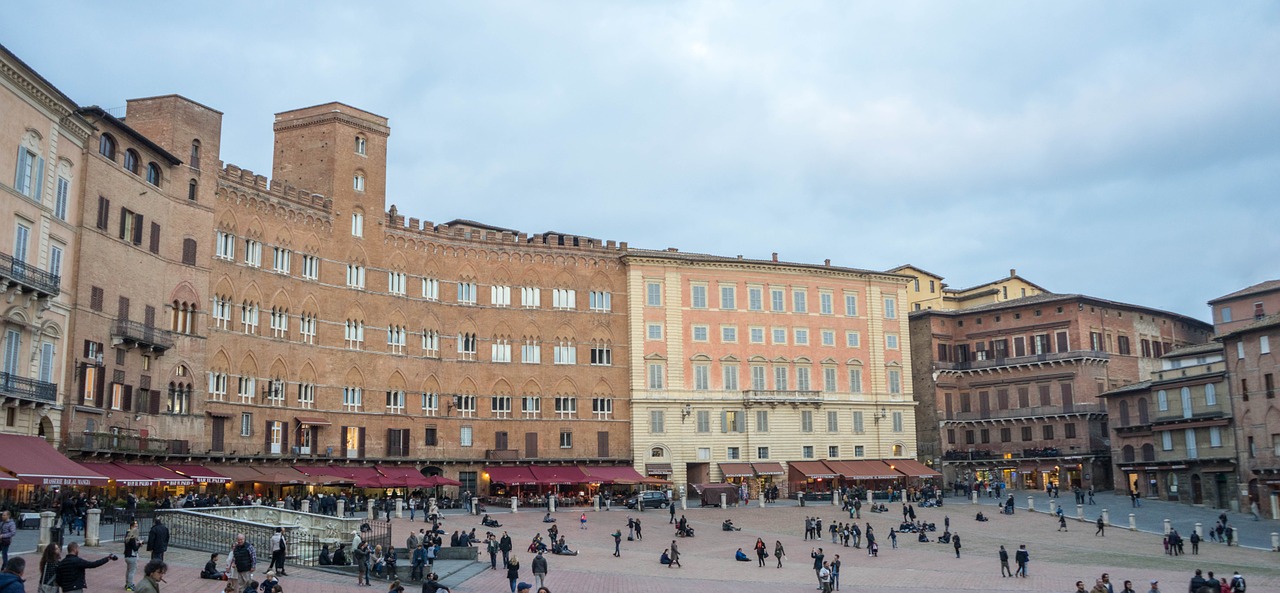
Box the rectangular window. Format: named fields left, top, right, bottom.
left=821, top=329, right=835, bottom=347
left=491, top=340, right=512, bottom=363
left=1064, top=423, right=1077, bottom=439
left=520, top=286, right=541, bottom=308
left=844, top=293, right=859, bottom=317
left=1263, top=336, right=1272, bottom=355
left=215, top=231, right=235, bottom=259
left=591, top=397, right=613, bottom=419
left=456, top=282, right=477, bottom=304
left=387, top=271, right=407, bottom=295
left=241, top=412, right=252, bottom=436
left=490, top=285, right=511, bottom=307
left=554, top=396, right=577, bottom=418
left=424, top=426, right=438, bottom=446
left=802, top=446, right=814, bottom=459
left=883, top=298, right=896, bottom=319
left=1209, top=426, right=1222, bottom=447
left=54, top=176, right=69, bottom=220
left=770, top=288, right=785, bottom=312
left=794, top=328, right=809, bottom=345
left=490, top=395, right=512, bottom=419
left=589, top=290, right=611, bottom=311
left=649, top=410, right=664, bottom=433
left=846, top=331, right=861, bottom=348
left=887, top=369, right=901, bottom=394
left=749, top=327, right=765, bottom=344
left=885, top=334, right=899, bottom=349
left=422, top=278, right=440, bottom=300
left=272, top=247, right=292, bottom=274
left=892, top=411, right=903, bottom=432
left=1042, top=425, right=1055, bottom=440
left=692, top=325, right=709, bottom=342
left=460, top=426, right=473, bottom=447
left=242, top=238, right=260, bottom=266
left=751, top=365, right=766, bottom=390
left=351, top=212, right=363, bottom=237
left=690, top=284, right=707, bottom=309
left=647, top=363, right=664, bottom=389
left=552, top=342, right=577, bottom=365
left=719, top=285, right=736, bottom=310
left=647, top=323, right=663, bottom=340
left=421, top=392, right=439, bottom=416
left=727, top=447, right=740, bottom=460
left=552, top=288, right=576, bottom=310
left=300, top=254, right=319, bottom=280
left=456, top=395, right=477, bottom=417
left=757, top=446, right=770, bottom=459
left=386, top=390, right=406, bottom=414
left=828, top=445, right=839, bottom=458
left=774, top=366, right=788, bottom=390
left=852, top=411, right=864, bottom=433
left=801, top=410, right=813, bottom=432
left=589, top=345, right=612, bottom=366
left=849, top=368, right=863, bottom=393
left=723, top=365, right=739, bottom=390
left=693, top=364, right=710, bottom=390
left=646, top=282, right=662, bottom=306
left=521, top=340, right=540, bottom=364
left=819, top=292, right=833, bottom=315
left=420, top=329, right=440, bottom=356
left=696, top=410, right=710, bottom=433
left=345, top=264, right=365, bottom=288
left=748, top=286, right=763, bottom=311
left=342, top=386, right=363, bottom=412
left=823, top=367, right=837, bottom=392
left=826, top=410, right=838, bottom=432
left=792, top=289, right=807, bottom=313
left=854, top=445, right=864, bottom=457
left=721, top=326, right=737, bottom=343
left=772, top=328, right=786, bottom=344
left=755, top=410, right=768, bottom=432
left=559, top=430, right=572, bottom=448
left=1161, top=431, right=1173, bottom=451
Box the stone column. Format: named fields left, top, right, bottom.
left=1162, top=519, right=1172, bottom=535
left=336, top=500, right=346, bottom=518
left=37, top=511, right=54, bottom=553
left=1129, top=513, right=1137, bottom=531
left=759, top=491, right=766, bottom=508
left=471, top=497, right=479, bottom=516
left=680, top=491, right=688, bottom=510
left=84, top=508, right=101, bottom=547
left=866, top=490, right=872, bottom=503
left=593, top=495, right=600, bottom=512
left=721, top=493, right=728, bottom=509
left=366, top=499, right=375, bottom=519
left=1270, top=532, right=1278, bottom=552
left=1027, top=496, right=1034, bottom=512
left=1193, top=522, right=1203, bottom=537
left=511, top=497, right=519, bottom=514
left=1076, top=504, right=1084, bottom=521
left=1048, top=499, right=1056, bottom=514
left=301, top=500, right=311, bottom=514
left=395, top=499, right=404, bottom=519
left=1101, top=509, right=1109, bottom=525
left=1271, top=492, right=1279, bottom=521
left=549, top=496, right=557, bottom=513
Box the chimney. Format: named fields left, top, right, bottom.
left=824, top=259, right=831, bottom=266
left=771, top=252, right=778, bottom=262
left=1010, top=268, right=1017, bottom=277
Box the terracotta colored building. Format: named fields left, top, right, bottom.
left=910, top=293, right=1212, bottom=490
left=626, top=250, right=920, bottom=496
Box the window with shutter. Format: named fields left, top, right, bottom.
left=149, top=222, right=160, bottom=253
left=1038, top=384, right=1051, bottom=406
left=149, top=389, right=161, bottom=415
left=144, top=305, right=156, bottom=328
left=90, top=287, right=104, bottom=311
left=182, top=239, right=197, bottom=265
left=118, top=297, right=130, bottom=320
left=341, top=426, right=349, bottom=457
left=96, top=196, right=109, bottom=230
left=597, top=431, right=609, bottom=457
left=358, top=427, right=366, bottom=458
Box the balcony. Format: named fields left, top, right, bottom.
left=112, top=320, right=175, bottom=353
left=486, top=449, right=520, bottom=461
left=944, top=402, right=1105, bottom=423
left=742, top=390, right=823, bottom=406
left=0, top=372, right=57, bottom=404
left=0, top=251, right=60, bottom=298
left=934, top=350, right=1109, bottom=375
left=67, top=433, right=190, bottom=455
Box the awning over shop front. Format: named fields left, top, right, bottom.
left=787, top=460, right=839, bottom=480
left=645, top=463, right=673, bottom=476
left=0, top=434, right=108, bottom=486
left=751, top=462, right=785, bottom=476
left=883, top=459, right=941, bottom=479
left=529, top=465, right=588, bottom=485
left=256, top=466, right=327, bottom=485
left=206, top=465, right=267, bottom=484
left=375, top=465, right=434, bottom=488
left=119, top=464, right=194, bottom=486
left=718, top=462, right=755, bottom=478
left=484, top=466, right=539, bottom=486
left=294, top=465, right=370, bottom=486
left=80, top=463, right=153, bottom=487
left=162, top=464, right=230, bottom=484
left=295, top=417, right=332, bottom=426
left=581, top=466, right=646, bottom=484
left=825, top=460, right=901, bottom=480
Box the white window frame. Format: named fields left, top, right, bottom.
left=491, top=285, right=511, bottom=307
left=521, top=340, right=541, bottom=364
left=491, top=339, right=512, bottom=363
left=521, top=286, right=541, bottom=308
left=552, top=288, right=577, bottom=310
left=457, top=282, right=477, bottom=305
left=244, top=239, right=261, bottom=267
left=215, top=231, right=236, bottom=260
left=422, top=278, right=440, bottom=300
left=301, top=254, right=319, bottom=280
left=589, top=290, right=611, bottom=312
left=388, top=271, right=407, bottom=296
left=272, top=247, right=291, bottom=274
left=346, top=264, right=366, bottom=288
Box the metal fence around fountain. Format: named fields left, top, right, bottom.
left=155, top=507, right=391, bottom=568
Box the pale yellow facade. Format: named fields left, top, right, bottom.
left=891, top=265, right=1048, bottom=313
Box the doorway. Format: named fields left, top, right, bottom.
left=1191, top=474, right=1203, bottom=504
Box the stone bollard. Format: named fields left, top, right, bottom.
left=1049, top=499, right=1056, bottom=514
left=721, top=493, right=728, bottom=509
left=1101, top=509, right=1109, bottom=525
left=549, top=496, right=557, bottom=513
left=1027, top=496, right=1035, bottom=512
left=832, top=491, right=839, bottom=506
left=1163, top=519, right=1171, bottom=535
left=680, top=492, right=688, bottom=510
left=759, top=492, right=766, bottom=508
left=276, top=501, right=285, bottom=508
left=1270, top=493, right=1279, bottom=520
left=511, top=497, right=518, bottom=514
left=337, top=500, right=346, bottom=517
left=367, top=499, right=375, bottom=519
left=1271, top=532, right=1279, bottom=551
left=301, top=500, right=311, bottom=514
left=85, top=508, right=101, bottom=547
left=472, top=497, right=480, bottom=516
left=971, top=491, right=978, bottom=505
left=593, top=495, right=600, bottom=512
left=396, top=499, right=404, bottom=519
left=37, top=511, right=54, bottom=553
left=1076, top=504, right=1084, bottom=521
left=1129, top=513, right=1136, bottom=531
left=1194, top=522, right=1203, bottom=537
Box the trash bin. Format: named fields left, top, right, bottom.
left=49, top=525, right=63, bottom=547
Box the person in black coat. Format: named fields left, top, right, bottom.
left=146, top=518, right=170, bottom=561
left=55, top=542, right=117, bottom=592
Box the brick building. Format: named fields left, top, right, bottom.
left=0, top=44, right=88, bottom=444
left=1211, top=280, right=1280, bottom=518
left=910, top=292, right=1212, bottom=491
left=1100, top=343, right=1236, bottom=509
left=627, top=250, right=920, bottom=496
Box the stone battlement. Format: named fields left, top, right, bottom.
left=384, top=207, right=628, bottom=253
left=220, top=163, right=332, bottom=212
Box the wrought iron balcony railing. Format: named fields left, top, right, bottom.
left=0, top=372, right=57, bottom=403
left=0, top=251, right=59, bottom=297
left=113, top=320, right=176, bottom=352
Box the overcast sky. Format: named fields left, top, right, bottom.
left=5, top=2, right=1278, bottom=321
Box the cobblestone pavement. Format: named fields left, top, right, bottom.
left=7, top=497, right=1277, bottom=592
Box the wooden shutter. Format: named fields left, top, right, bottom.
left=1013, top=337, right=1026, bottom=357
left=525, top=432, right=537, bottom=459
left=357, top=427, right=366, bottom=458
left=1056, top=332, right=1069, bottom=353
left=281, top=422, right=289, bottom=453
left=978, top=391, right=990, bottom=415
left=943, top=392, right=953, bottom=419
left=144, top=305, right=156, bottom=328
left=401, top=430, right=411, bottom=457
left=720, top=411, right=728, bottom=433
left=596, top=431, right=609, bottom=458
left=1038, top=384, right=1051, bottom=407
left=1061, top=383, right=1074, bottom=413
left=90, top=287, right=104, bottom=312
left=95, top=372, right=105, bottom=407
left=387, top=428, right=396, bottom=456
left=149, top=222, right=160, bottom=253
left=211, top=417, right=225, bottom=452
left=1018, top=387, right=1030, bottom=408
left=96, top=196, right=109, bottom=230
left=340, top=426, right=349, bottom=457
left=182, top=239, right=197, bottom=265
left=149, top=389, right=161, bottom=415
left=264, top=420, right=272, bottom=453
left=118, top=296, right=130, bottom=321
left=310, top=426, right=319, bottom=454
left=997, top=389, right=1009, bottom=410
left=132, top=213, right=144, bottom=244
left=121, top=385, right=132, bottom=411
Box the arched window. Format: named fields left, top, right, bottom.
left=1118, top=400, right=1130, bottom=427
left=353, top=172, right=365, bottom=192
left=189, top=139, right=201, bottom=169
left=188, top=179, right=198, bottom=201
left=124, top=149, right=140, bottom=174
left=1140, top=443, right=1155, bottom=462
left=1180, top=387, right=1193, bottom=418
left=146, top=163, right=161, bottom=186
left=98, top=134, right=116, bottom=160
left=355, top=135, right=367, bottom=156
left=1121, top=445, right=1135, bottom=463
left=650, top=447, right=664, bottom=458
left=1137, top=397, right=1150, bottom=424
left=891, top=444, right=904, bottom=457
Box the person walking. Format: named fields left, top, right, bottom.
left=998, top=545, right=1012, bottom=577
left=37, top=543, right=60, bottom=593
left=228, top=533, right=257, bottom=591
left=669, top=502, right=676, bottom=524
left=754, top=538, right=767, bottom=567
left=531, top=551, right=547, bottom=591
left=952, top=533, right=962, bottom=558
left=580, top=513, right=587, bottom=530
left=611, top=529, right=622, bottom=557
left=634, top=517, right=642, bottom=541
left=669, top=540, right=681, bottom=568
left=1088, top=486, right=1096, bottom=505
left=1095, top=516, right=1105, bottom=537
left=486, top=534, right=500, bottom=570
left=123, top=524, right=142, bottom=591
left=1014, top=544, right=1029, bottom=577
left=146, top=517, right=170, bottom=562
left=270, top=527, right=288, bottom=576
left=1058, top=514, right=1068, bottom=532
left=830, top=555, right=841, bottom=591
left=888, top=529, right=897, bottom=549
left=0, top=512, right=14, bottom=568
left=504, top=555, right=520, bottom=593
left=1189, top=531, right=1200, bottom=554
left=818, top=560, right=832, bottom=593
left=0, top=557, right=24, bottom=593
left=500, top=531, right=513, bottom=568
left=55, top=541, right=118, bottom=593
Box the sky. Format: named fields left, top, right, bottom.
left=4, top=2, right=1278, bottom=321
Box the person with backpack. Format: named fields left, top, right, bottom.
left=1229, top=571, right=1246, bottom=593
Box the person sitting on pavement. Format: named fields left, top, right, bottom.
left=552, top=536, right=578, bottom=556
left=723, top=519, right=741, bottom=532
left=203, top=553, right=229, bottom=579
left=734, top=548, right=750, bottom=562
left=542, top=513, right=556, bottom=523
left=917, top=531, right=930, bottom=543
left=660, top=549, right=671, bottom=565
left=482, top=514, right=501, bottom=528
left=331, top=544, right=348, bottom=566
left=975, top=512, right=988, bottom=522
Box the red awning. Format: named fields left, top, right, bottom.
left=206, top=465, right=266, bottom=483
left=424, top=475, right=462, bottom=487
left=292, top=466, right=364, bottom=486
left=787, top=460, right=839, bottom=480
left=375, top=465, right=434, bottom=488
left=117, top=463, right=194, bottom=486
left=580, top=466, right=646, bottom=484
left=825, top=460, right=902, bottom=480
left=751, top=462, right=785, bottom=476
left=882, top=459, right=941, bottom=479
left=484, top=466, right=539, bottom=486
left=162, top=464, right=230, bottom=484
left=256, top=466, right=326, bottom=485
left=0, top=434, right=108, bottom=486
left=80, top=463, right=154, bottom=487
left=529, top=465, right=588, bottom=485
left=718, top=462, right=755, bottom=478
left=645, top=463, right=673, bottom=476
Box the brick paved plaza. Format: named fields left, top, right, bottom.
left=9, top=494, right=1278, bottom=593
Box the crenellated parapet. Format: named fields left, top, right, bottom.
left=382, top=206, right=629, bottom=262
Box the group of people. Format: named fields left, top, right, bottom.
left=1070, top=569, right=1246, bottom=593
